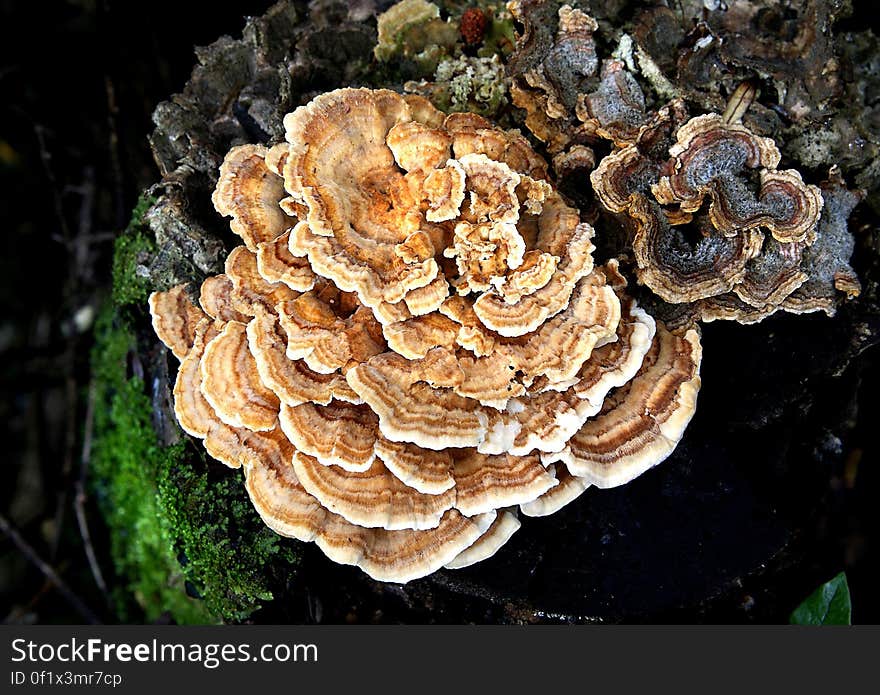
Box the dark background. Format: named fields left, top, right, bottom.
left=1, top=0, right=284, bottom=624
left=1, top=0, right=878, bottom=624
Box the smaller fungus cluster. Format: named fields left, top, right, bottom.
left=505, top=2, right=861, bottom=326
left=591, top=105, right=861, bottom=324
left=150, top=88, right=702, bottom=582
left=506, top=2, right=645, bottom=157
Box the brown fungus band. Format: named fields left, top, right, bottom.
left=149, top=88, right=702, bottom=583
left=590, top=103, right=860, bottom=325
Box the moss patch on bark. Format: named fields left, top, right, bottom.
left=89, top=198, right=300, bottom=624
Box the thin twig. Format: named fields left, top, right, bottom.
left=0, top=513, right=101, bottom=624
left=69, top=168, right=96, bottom=282
left=75, top=381, right=109, bottom=598
left=722, top=81, right=757, bottom=125
left=51, top=167, right=98, bottom=561
left=104, top=75, right=126, bottom=229
left=74, top=486, right=108, bottom=597
left=5, top=575, right=63, bottom=624
left=51, top=231, right=117, bottom=245
left=49, top=366, right=77, bottom=561
left=34, top=124, right=71, bottom=244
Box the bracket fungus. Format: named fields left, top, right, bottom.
left=590, top=101, right=861, bottom=325
left=502, top=2, right=861, bottom=327
left=506, top=1, right=603, bottom=156
left=149, top=87, right=702, bottom=583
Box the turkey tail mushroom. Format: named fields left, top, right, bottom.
left=148, top=88, right=705, bottom=582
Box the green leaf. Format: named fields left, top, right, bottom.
left=789, top=572, right=852, bottom=625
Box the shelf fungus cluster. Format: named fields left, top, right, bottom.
left=505, top=2, right=861, bottom=326
left=590, top=105, right=862, bottom=325
left=506, top=1, right=651, bottom=159
left=149, top=88, right=702, bottom=583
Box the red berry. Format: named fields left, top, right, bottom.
left=460, top=8, right=489, bottom=46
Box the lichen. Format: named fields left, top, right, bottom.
left=91, top=198, right=301, bottom=623
left=374, top=0, right=459, bottom=74
left=410, top=53, right=509, bottom=116
left=634, top=44, right=679, bottom=102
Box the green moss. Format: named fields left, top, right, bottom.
left=90, top=197, right=300, bottom=624
left=157, top=456, right=301, bottom=622
left=90, top=304, right=214, bottom=624
left=111, top=194, right=156, bottom=307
